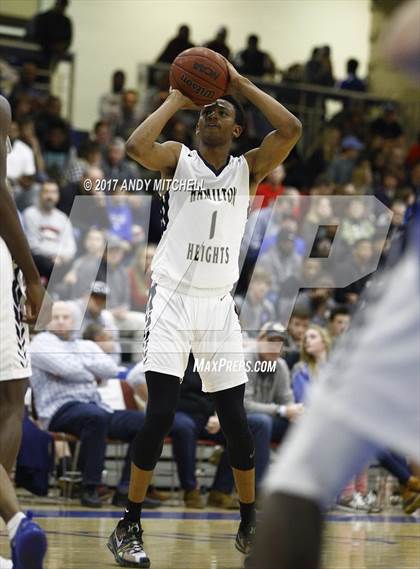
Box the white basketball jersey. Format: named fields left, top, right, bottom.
left=151, top=144, right=250, bottom=295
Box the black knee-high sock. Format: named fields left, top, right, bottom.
left=131, top=371, right=180, bottom=471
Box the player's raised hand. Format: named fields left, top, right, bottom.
left=24, top=281, right=53, bottom=328
left=168, top=88, right=201, bottom=111
left=224, top=60, right=244, bottom=95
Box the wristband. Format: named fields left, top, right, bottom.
left=278, top=405, right=287, bottom=417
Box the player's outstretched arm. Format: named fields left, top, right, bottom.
left=226, top=62, right=302, bottom=187
left=126, top=89, right=197, bottom=172
left=0, top=95, right=52, bottom=326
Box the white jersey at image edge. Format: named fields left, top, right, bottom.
left=151, top=144, right=250, bottom=294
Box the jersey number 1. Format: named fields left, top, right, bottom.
left=209, top=211, right=217, bottom=240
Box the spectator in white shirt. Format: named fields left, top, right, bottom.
left=6, top=120, right=37, bottom=209
left=23, top=180, right=76, bottom=282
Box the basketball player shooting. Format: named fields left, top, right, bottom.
left=107, top=58, right=302, bottom=567
left=0, top=96, right=52, bottom=569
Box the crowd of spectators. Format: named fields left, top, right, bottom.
left=3, top=23, right=419, bottom=512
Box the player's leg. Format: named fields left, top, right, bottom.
left=128, top=371, right=180, bottom=506
left=107, top=409, right=146, bottom=495
left=0, top=379, right=27, bottom=537
left=108, top=283, right=192, bottom=566
left=244, top=405, right=379, bottom=569
left=212, top=384, right=256, bottom=555
left=0, top=464, right=20, bottom=529
left=194, top=293, right=257, bottom=552
left=0, top=380, right=47, bottom=569
left=0, top=379, right=27, bottom=473
left=208, top=413, right=272, bottom=507
left=107, top=371, right=181, bottom=568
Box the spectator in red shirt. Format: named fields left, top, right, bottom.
left=128, top=244, right=156, bottom=312
left=252, top=164, right=285, bottom=210
left=406, top=132, right=420, bottom=167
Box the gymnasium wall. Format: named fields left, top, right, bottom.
left=10, top=1, right=372, bottom=129
left=0, top=0, right=38, bottom=18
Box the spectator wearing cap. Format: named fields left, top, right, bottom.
left=327, top=136, right=364, bottom=184
left=104, top=235, right=146, bottom=363
left=209, top=323, right=303, bottom=500
left=244, top=322, right=303, bottom=481
left=72, top=280, right=122, bottom=364
left=29, top=301, right=145, bottom=509
left=235, top=268, right=275, bottom=338
left=370, top=103, right=403, bottom=140
left=101, top=137, right=138, bottom=183
left=259, top=227, right=302, bottom=297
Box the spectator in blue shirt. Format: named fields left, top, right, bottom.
left=339, top=59, right=366, bottom=92
left=292, top=325, right=331, bottom=403
left=327, top=136, right=364, bottom=185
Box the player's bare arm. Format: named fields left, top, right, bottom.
left=0, top=95, right=52, bottom=326
left=226, top=61, right=302, bottom=193
left=125, top=90, right=197, bottom=175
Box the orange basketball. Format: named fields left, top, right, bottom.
left=170, top=47, right=229, bottom=106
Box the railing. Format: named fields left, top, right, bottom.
left=0, top=33, right=75, bottom=122
left=139, top=62, right=417, bottom=157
